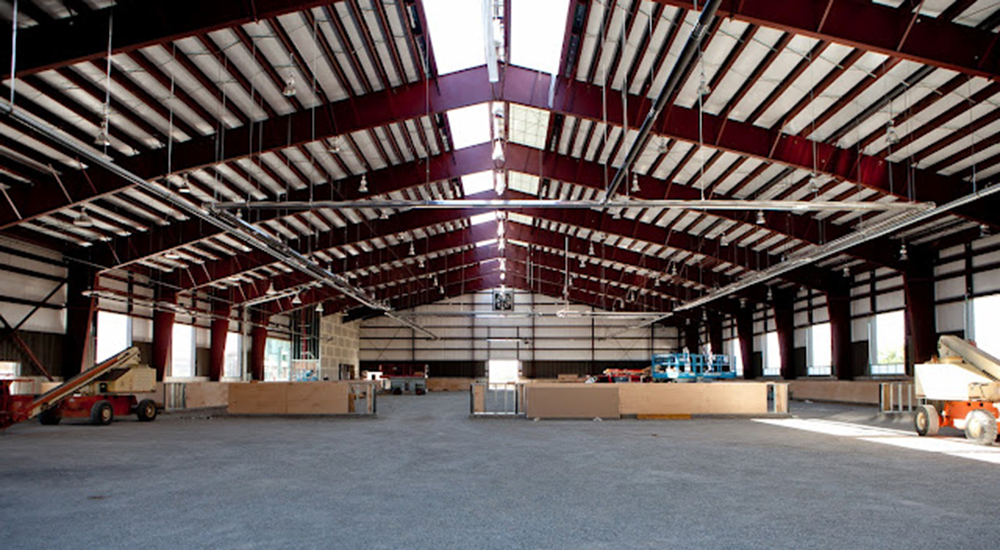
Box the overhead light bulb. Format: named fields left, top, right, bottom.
left=94, top=120, right=111, bottom=147
left=657, top=137, right=669, bottom=154
left=886, top=120, right=900, bottom=145
left=499, top=258, right=506, bottom=272
left=409, top=242, right=415, bottom=256
left=842, top=266, right=851, bottom=278
left=670, top=264, right=678, bottom=277
left=899, top=243, right=908, bottom=261
left=809, top=173, right=822, bottom=193
left=74, top=208, right=95, bottom=228
left=697, top=75, right=711, bottom=97
left=612, top=208, right=622, bottom=220
left=579, top=256, right=586, bottom=269
left=720, top=233, right=728, bottom=247
left=328, top=136, right=342, bottom=154
left=702, top=309, right=707, bottom=321
left=756, top=210, right=766, bottom=225
left=177, top=174, right=192, bottom=194
left=283, top=73, right=296, bottom=97
left=315, top=302, right=324, bottom=314
left=418, top=258, right=425, bottom=269
left=588, top=242, right=595, bottom=256
left=980, top=224, right=990, bottom=238
left=439, top=285, right=445, bottom=295
left=266, top=282, right=277, bottom=295
left=654, top=278, right=661, bottom=287
left=500, top=272, right=506, bottom=281
left=739, top=297, right=747, bottom=309
left=380, top=210, right=390, bottom=220
left=491, top=139, right=505, bottom=164
left=494, top=170, right=506, bottom=195
left=766, top=287, right=773, bottom=301
left=358, top=174, right=368, bottom=194
left=630, top=173, right=640, bottom=194
left=164, top=251, right=182, bottom=260
left=292, top=293, right=302, bottom=306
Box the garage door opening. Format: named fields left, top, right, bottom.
left=488, top=360, right=520, bottom=384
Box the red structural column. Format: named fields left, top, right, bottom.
left=63, top=263, right=96, bottom=378
left=683, top=321, right=700, bottom=353
left=707, top=316, right=724, bottom=355
left=904, top=262, right=936, bottom=376
left=152, top=289, right=176, bottom=381
left=774, top=294, right=797, bottom=380
left=209, top=301, right=231, bottom=381
left=737, top=309, right=757, bottom=379
left=249, top=311, right=270, bottom=381
left=828, top=285, right=854, bottom=380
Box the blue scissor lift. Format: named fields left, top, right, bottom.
left=651, top=353, right=737, bottom=382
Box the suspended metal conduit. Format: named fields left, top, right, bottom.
left=0, top=101, right=439, bottom=340
left=603, top=181, right=1000, bottom=339
left=207, top=198, right=931, bottom=213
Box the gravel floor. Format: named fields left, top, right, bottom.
left=1, top=392, right=997, bottom=549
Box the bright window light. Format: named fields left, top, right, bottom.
left=422, top=0, right=487, bottom=75
left=511, top=0, right=571, bottom=74
left=764, top=331, right=781, bottom=376
left=973, top=294, right=1000, bottom=359
left=872, top=311, right=905, bottom=375
left=171, top=324, right=195, bottom=378
left=96, top=311, right=131, bottom=363
left=447, top=103, right=492, bottom=149
left=462, top=171, right=494, bottom=195
left=809, top=323, right=832, bottom=376
left=469, top=212, right=496, bottom=226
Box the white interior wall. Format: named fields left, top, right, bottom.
left=360, top=290, right=679, bottom=363
left=0, top=236, right=66, bottom=334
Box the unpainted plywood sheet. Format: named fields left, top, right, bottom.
left=525, top=384, right=620, bottom=419
left=618, top=383, right=767, bottom=416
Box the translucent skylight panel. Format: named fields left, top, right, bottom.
left=422, top=0, right=487, bottom=75
left=469, top=212, right=495, bottom=226
left=461, top=171, right=494, bottom=195
left=511, top=0, right=572, bottom=74
left=447, top=103, right=492, bottom=149
left=509, top=171, right=539, bottom=195
left=509, top=104, right=550, bottom=149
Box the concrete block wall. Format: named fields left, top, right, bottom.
left=320, top=313, right=360, bottom=379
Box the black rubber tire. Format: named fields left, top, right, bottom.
left=135, top=399, right=157, bottom=422
left=90, top=400, right=113, bottom=426
left=38, top=408, right=61, bottom=426
left=914, top=404, right=939, bottom=436
left=964, top=409, right=998, bottom=446
left=415, top=388, right=426, bottom=396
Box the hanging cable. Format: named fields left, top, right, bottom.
left=8, top=0, right=18, bottom=105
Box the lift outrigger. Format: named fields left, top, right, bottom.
left=0, top=347, right=158, bottom=429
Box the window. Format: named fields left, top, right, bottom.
left=264, top=338, right=292, bottom=381
left=808, top=323, right=832, bottom=376
left=764, top=332, right=781, bottom=377
left=96, top=311, right=131, bottom=363
left=511, top=0, right=571, bottom=74
left=871, top=311, right=905, bottom=375
left=972, top=294, right=1000, bottom=359
left=224, top=332, right=242, bottom=379
left=725, top=338, right=743, bottom=377
left=422, top=0, right=486, bottom=75
left=171, top=324, right=195, bottom=378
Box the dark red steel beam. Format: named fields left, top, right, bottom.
left=0, top=66, right=491, bottom=231
left=0, top=0, right=347, bottom=79
left=648, top=0, right=1000, bottom=80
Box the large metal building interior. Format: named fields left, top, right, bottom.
left=2, top=0, right=1000, bottom=547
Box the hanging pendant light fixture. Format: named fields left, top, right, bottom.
left=291, top=293, right=302, bottom=306
left=630, top=173, right=640, bottom=194
left=283, top=73, right=297, bottom=97
left=358, top=174, right=369, bottom=194
left=756, top=210, right=766, bottom=225
left=266, top=281, right=277, bottom=295
left=94, top=117, right=112, bottom=147
left=74, top=208, right=96, bottom=228
left=315, top=302, right=324, bottom=314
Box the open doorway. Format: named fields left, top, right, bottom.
left=487, top=360, right=520, bottom=384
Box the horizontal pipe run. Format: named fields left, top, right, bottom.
left=209, top=199, right=933, bottom=213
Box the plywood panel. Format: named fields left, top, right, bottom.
left=426, top=378, right=474, bottom=391
left=228, top=382, right=289, bottom=414
left=185, top=382, right=231, bottom=408
left=286, top=382, right=349, bottom=415
left=618, top=383, right=768, bottom=416
left=524, top=384, right=620, bottom=419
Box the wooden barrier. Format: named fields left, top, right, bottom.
left=520, top=382, right=787, bottom=419
left=426, top=378, right=475, bottom=392
left=227, top=382, right=351, bottom=415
